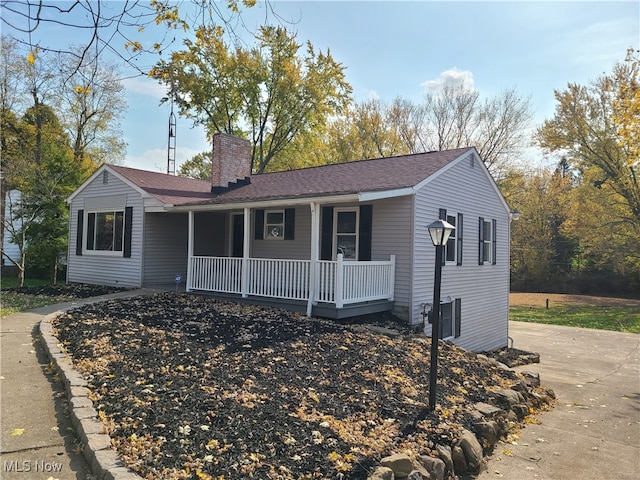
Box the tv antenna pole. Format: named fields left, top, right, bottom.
left=167, top=95, right=177, bottom=175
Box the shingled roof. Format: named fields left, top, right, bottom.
left=110, top=147, right=473, bottom=207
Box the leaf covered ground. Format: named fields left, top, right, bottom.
left=52, top=293, right=548, bottom=480
left=1, top=283, right=128, bottom=316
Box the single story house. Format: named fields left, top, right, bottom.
left=66, top=133, right=514, bottom=352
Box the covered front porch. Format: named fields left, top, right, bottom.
left=181, top=202, right=396, bottom=317
left=187, top=254, right=396, bottom=317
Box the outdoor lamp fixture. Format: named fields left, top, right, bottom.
left=426, top=219, right=455, bottom=411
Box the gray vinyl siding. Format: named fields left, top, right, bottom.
left=370, top=196, right=413, bottom=318
left=252, top=206, right=311, bottom=260
left=412, top=152, right=510, bottom=352
left=143, top=212, right=189, bottom=286
left=67, top=173, right=144, bottom=288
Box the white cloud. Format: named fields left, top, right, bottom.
left=124, top=148, right=167, bottom=172
left=122, top=77, right=167, bottom=100
left=124, top=146, right=208, bottom=173
left=421, top=68, right=475, bottom=94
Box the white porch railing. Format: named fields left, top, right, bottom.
left=187, top=255, right=395, bottom=309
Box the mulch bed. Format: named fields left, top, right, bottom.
left=50, top=292, right=549, bottom=480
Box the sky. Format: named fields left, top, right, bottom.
left=4, top=1, right=639, bottom=172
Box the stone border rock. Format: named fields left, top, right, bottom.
left=366, top=367, right=555, bottom=479
left=39, top=312, right=144, bottom=480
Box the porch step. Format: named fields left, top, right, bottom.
left=311, top=300, right=394, bottom=319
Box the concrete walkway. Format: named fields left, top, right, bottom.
left=0, top=292, right=148, bottom=480
left=479, top=321, right=640, bottom=480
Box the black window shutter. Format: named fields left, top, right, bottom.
left=284, top=208, right=295, bottom=240
left=439, top=208, right=447, bottom=266
left=320, top=206, right=334, bottom=260
left=478, top=216, right=484, bottom=265
left=123, top=207, right=133, bottom=258
left=254, top=209, right=264, bottom=240
left=358, top=204, right=372, bottom=261
left=454, top=298, right=462, bottom=338
left=492, top=218, right=497, bottom=265
left=86, top=212, right=96, bottom=250
left=457, top=213, right=463, bottom=266
left=76, top=209, right=84, bottom=256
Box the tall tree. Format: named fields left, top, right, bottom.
left=178, top=151, right=212, bottom=180
left=319, top=87, right=532, bottom=176
left=151, top=25, right=352, bottom=173
left=325, top=97, right=426, bottom=163
left=536, top=48, right=640, bottom=229
left=424, top=85, right=533, bottom=179
left=54, top=47, right=127, bottom=165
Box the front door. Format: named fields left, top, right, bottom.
left=231, top=214, right=244, bottom=257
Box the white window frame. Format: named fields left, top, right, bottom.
left=84, top=209, right=125, bottom=256
left=264, top=209, right=285, bottom=240
left=440, top=301, right=454, bottom=340
left=481, top=219, right=492, bottom=264
left=445, top=212, right=458, bottom=265
left=333, top=207, right=359, bottom=260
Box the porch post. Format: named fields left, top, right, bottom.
left=307, top=202, right=319, bottom=316
left=241, top=207, right=250, bottom=298
left=186, top=210, right=194, bottom=292
left=389, top=254, right=396, bottom=301
left=335, top=253, right=344, bottom=308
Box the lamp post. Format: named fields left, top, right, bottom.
left=426, top=219, right=455, bottom=411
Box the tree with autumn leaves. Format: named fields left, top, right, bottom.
left=519, top=48, right=640, bottom=293
left=150, top=24, right=352, bottom=174
left=1, top=38, right=123, bottom=285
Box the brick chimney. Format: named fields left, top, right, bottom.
left=211, top=132, right=252, bottom=193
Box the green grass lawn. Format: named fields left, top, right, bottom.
left=510, top=304, right=640, bottom=334
left=1, top=278, right=63, bottom=317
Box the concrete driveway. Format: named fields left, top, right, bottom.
left=479, top=321, right=640, bottom=480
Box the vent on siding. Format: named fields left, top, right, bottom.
left=102, top=171, right=109, bottom=184
left=469, top=155, right=475, bottom=168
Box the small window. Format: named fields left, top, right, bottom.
left=479, top=217, right=497, bottom=264
left=445, top=213, right=457, bottom=264
left=441, top=302, right=454, bottom=339
left=439, top=298, right=462, bottom=339
left=264, top=210, right=285, bottom=240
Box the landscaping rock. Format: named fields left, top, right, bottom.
left=520, top=370, right=541, bottom=387
left=381, top=453, right=414, bottom=477
left=435, top=444, right=454, bottom=476
left=416, top=455, right=445, bottom=480
left=473, top=421, right=498, bottom=449
left=512, top=403, right=530, bottom=420
left=407, top=470, right=428, bottom=479
left=451, top=445, right=467, bottom=475
left=474, top=402, right=504, bottom=418
left=458, top=429, right=484, bottom=472
left=367, top=466, right=394, bottom=480
left=494, top=387, right=524, bottom=407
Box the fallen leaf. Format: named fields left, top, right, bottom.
left=11, top=428, right=25, bottom=436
